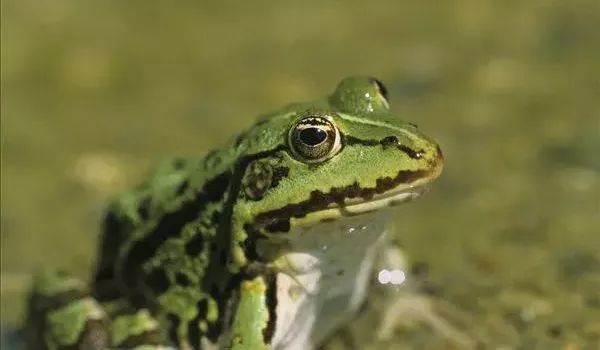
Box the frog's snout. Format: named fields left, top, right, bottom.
left=427, top=144, right=444, bottom=180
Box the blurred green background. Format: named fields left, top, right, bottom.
left=2, top=0, right=599, bottom=348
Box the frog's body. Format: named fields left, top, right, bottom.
left=25, top=77, right=443, bottom=350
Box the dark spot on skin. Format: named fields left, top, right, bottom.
left=146, top=269, right=170, bottom=294
left=184, top=235, right=205, bottom=256
left=175, top=273, right=191, bottom=286
left=265, top=218, right=291, bottom=233
left=242, top=224, right=271, bottom=262
left=128, top=290, right=147, bottom=309
left=234, top=133, right=246, bottom=148
left=243, top=160, right=273, bottom=201
left=175, top=179, right=189, bottom=196
left=209, top=286, right=221, bottom=301
left=196, top=299, right=208, bottom=317
left=270, top=166, right=290, bottom=188
left=380, top=135, right=399, bottom=147
left=137, top=196, right=151, bottom=221
left=203, top=150, right=224, bottom=169
left=242, top=237, right=259, bottom=261
left=121, top=171, right=231, bottom=294
left=262, top=274, right=278, bottom=343
left=211, top=210, right=221, bottom=225
left=187, top=318, right=202, bottom=348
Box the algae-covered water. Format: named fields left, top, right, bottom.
left=2, top=1, right=599, bottom=349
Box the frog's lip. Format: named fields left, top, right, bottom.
left=339, top=182, right=430, bottom=216
left=254, top=158, right=443, bottom=230
left=338, top=157, right=443, bottom=216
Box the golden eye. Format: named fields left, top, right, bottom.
left=288, top=115, right=341, bottom=163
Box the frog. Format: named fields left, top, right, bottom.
left=24, top=76, right=444, bottom=350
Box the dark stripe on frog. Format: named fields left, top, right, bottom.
left=199, top=146, right=288, bottom=343
left=120, top=171, right=232, bottom=295
left=262, top=272, right=278, bottom=343
left=182, top=210, right=221, bottom=257
left=251, top=168, right=430, bottom=233
left=345, top=135, right=423, bottom=159
left=176, top=179, right=190, bottom=196
left=186, top=299, right=208, bottom=347
left=146, top=269, right=170, bottom=294
left=137, top=196, right=152, bottom=221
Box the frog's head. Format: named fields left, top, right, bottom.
left=232, top=76, right=443, bottom=252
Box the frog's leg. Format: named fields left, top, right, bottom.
left=24, top=268, right=108, bottom=350
left=225, top=275, right=274, bottom=350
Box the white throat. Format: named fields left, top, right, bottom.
left=270, top=210, right=391, bottom=350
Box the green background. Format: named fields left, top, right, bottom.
left=2, top=1, right=599, bottom=348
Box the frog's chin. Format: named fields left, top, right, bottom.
left=340, top=184, right=429, bottom=216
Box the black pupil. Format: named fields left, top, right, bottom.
left=299, top=127, right=327, bottom=146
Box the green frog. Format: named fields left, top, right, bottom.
left=24, top=76, right=444, bottom=350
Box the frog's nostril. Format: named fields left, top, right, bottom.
left=379, top=136, right=424, bottom=160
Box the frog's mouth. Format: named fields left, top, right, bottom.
left=339, top=182, right=430, bottom=216
left=252, top=161, right=443, bottom=233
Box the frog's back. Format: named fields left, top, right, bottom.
left=93, top=149, right=237, bottom=309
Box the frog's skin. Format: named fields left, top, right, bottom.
left=25, top=76, right=443, bottom=350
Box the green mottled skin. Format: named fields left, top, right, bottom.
left=24, top=76, right=443, bottom=350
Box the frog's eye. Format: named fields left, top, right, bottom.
left=288, top=116, right=341, bottom=163
left=329, top=76, right=390, bottom=114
